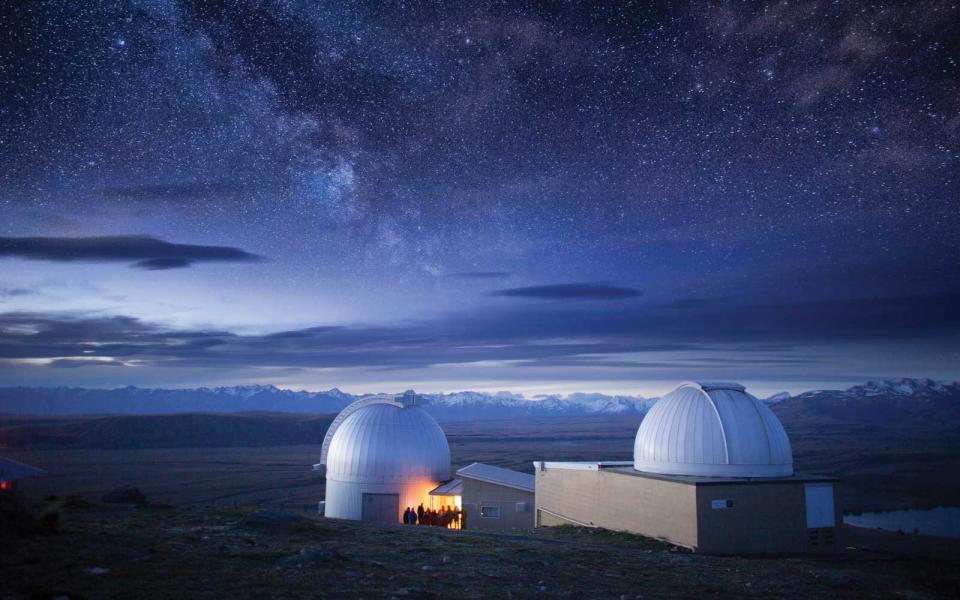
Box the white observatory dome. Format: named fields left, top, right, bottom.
left=634, top=382, right=793, bottom=478
left=326, top=402, right=450, bottom=484
left=323, top=394, right=450, bottom=522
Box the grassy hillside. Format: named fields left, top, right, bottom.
left=0, top=412, right=334, bottom=449
left=2, top=501, right=959, bottom=599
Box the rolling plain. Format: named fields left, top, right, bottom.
left=3, top=415, right=959, bottom=513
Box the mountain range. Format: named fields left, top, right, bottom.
left=1, top=378, right=957, bottom=450
left=0, top=385, right=657, bottom=419
left=0, top=377, right=957, bottom=426
left=771, top=378, right=960, bottom=427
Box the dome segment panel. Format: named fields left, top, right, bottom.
left=635, top=384, right=728, bottom=467
left=756, top=399, right=793, bottom=466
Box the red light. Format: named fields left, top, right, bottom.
left=0, top=481, right=7, bottom=490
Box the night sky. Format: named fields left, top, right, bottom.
left=1, top=1, right=958, bottom=396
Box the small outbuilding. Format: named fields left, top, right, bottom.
left=534, top=382, right=840, bottom=554
left=0, top=457, right=44, bottom=492
left=456, top=462, right=535, bottom=530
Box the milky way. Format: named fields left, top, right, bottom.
left=1, top=1, right=958, bottom=394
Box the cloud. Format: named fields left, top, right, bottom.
left=2, top=292, right=955, bottom=375
left=48, top=358, right=126, bottom=368
left=133, top=258, right=194, bottom=271
left=0, top=311, right=649, bottom=369
left=489, top=283, right=642, bottom=300
left=0, top=288, right=33, bottom=299
left=445, top=271, right=511, bottom=279
left=0, top=235, right=262, bottom=270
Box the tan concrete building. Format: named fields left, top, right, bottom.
left=533, top=382, right=841, bottom=554
left=535, top=461, right=839, bottom=554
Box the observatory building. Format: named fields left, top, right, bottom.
left=319, top=392, right=451, bottom=525
left=0, top=456, right=44, bottom=492
left=534, top=382, right=840, bottom=554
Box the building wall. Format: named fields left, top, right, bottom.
left=324, top=477, right=440, bottom=522
left=534, top=467, right=699, bottom=549
left=535, top=466, right=841, bottom=554
left=461, top=478, right=535, bottom=530
left=695, top=481, right=841, bottom=554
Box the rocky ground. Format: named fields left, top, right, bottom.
left=2, top=497, right=959, bottom=599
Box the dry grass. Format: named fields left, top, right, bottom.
left=2, top=503, right=959, bottom=599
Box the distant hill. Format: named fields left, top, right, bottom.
left=771, top=378, right=960, bottom=428
left=0, top=412, right=334, bottom=449
left=0, top=385, right=355, bottom=416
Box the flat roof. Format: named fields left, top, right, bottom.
left=457, top=462, right=535, bottom=493
left=535, top=461, right=838, bottom=486
left=533, top=461, right=633, bottom=471
left=0, top=457, right=45, bottom=481
left=429, top=478, right=463, bottom=496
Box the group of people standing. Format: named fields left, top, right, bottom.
left=403, top=503, right=464, bottom=529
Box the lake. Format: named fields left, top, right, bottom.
left=844, top=507, right=960, bottom=539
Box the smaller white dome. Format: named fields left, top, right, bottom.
left=634, top=382, right=793, bottom=478
left=326, top=402, right=450, bottom=484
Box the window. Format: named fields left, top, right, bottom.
left=480, top=505, right=501, bottom=519
left=516, top=502, right=528, bottom=513
left=710, top=499, right=733, bottom=509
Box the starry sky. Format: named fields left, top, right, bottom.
left=1, top=0, right=958, bottom=396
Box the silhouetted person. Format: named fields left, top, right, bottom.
left=417, top=503, right=424, bottom=524
left=403, top=507, right=413, bottom=524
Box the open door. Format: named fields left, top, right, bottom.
left=361, top=493, right=400, bottom=525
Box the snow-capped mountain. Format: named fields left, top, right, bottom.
left=764, top=391, right=792, bottom=404
left=0, top=385, right=654, bottom=420
left=420, top=391, right=655, bottom=420
left=847, top=378, right=954, bottom=397
left=770, top=378, right=960, bottom=427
